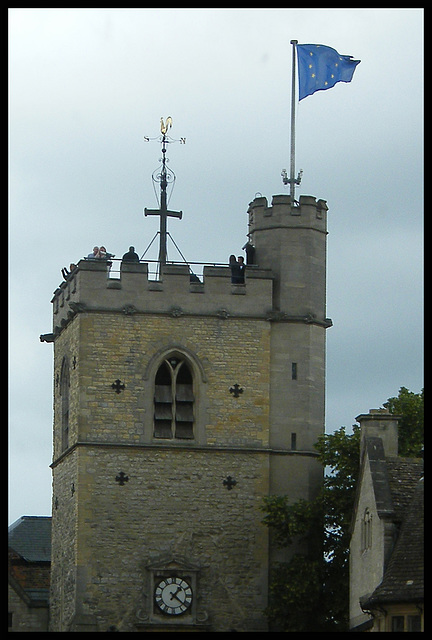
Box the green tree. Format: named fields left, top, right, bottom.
left=262, top=387, right=423, bottom=632
left=383, top=386, right=424, bottom=456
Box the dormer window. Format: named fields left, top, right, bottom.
left=154, top=356, right=194, bottom=440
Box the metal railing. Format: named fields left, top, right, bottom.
left=83, top=257, right=229, bottom=282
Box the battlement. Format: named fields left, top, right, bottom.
left=247, top=194, right=329, bottom=320
left=248, top=194, right=328, bottom=235
left=46, top=193, right=331, bottom=337
left=51, top=258, right=274, bottom=334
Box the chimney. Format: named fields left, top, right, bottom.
left=356, top=408, right=401, bottom=459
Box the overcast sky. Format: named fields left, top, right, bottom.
left=9, top=8, right=423, bottom=524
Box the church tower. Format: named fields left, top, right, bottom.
left=45, top=125, right=331, bottom=632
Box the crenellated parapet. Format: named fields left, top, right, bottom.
left=51, top=259, right=274, bottom=335
left=247, top=194, right=330, bottom=321
left=50, top=193, right=332, bottom=337
left=248, top=193, right=328, bottom=236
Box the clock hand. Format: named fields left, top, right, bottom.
left=169, top=586, right=184, bottom=604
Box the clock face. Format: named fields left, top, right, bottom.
left=154, top=577, right=193, bottom=615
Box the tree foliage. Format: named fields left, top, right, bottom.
left=261, top=387, right=424, bottom=632
left=383, top=386, right=424, bottom=457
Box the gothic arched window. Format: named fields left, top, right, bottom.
left=60, top=356, right=70, bottom=451
left=154, top=356, right=194, bottom=440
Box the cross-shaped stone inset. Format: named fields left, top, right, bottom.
left=115, top=471, right=129, bottom=486
left=223, top=475, right=237, bottom=490
left=229, top=383, right=243, bottom=398
left=111, top=379, right=125, bottom=394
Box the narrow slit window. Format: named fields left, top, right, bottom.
left=291, top=362, right=297, bottom=380
left=361, top=508, right=372, bottom=551
left=60, top=356, right=70, bottom=451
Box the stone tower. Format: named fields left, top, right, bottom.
left=46, top=193, right=331, bottom=632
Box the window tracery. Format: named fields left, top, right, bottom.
left=154, top=356, right=194, bottom=440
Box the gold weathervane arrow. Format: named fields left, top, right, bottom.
left=160, top=116, right=172, bottom=135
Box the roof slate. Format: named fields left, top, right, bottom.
left=365, top=477, right=424, bottom=606
left=8, top=516, right=52, bottom=563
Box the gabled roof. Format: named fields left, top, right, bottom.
left=385, top=458, right=424, bottom=522
left=364, top=437, right=393, bottom=517
left=8, top=516, right=52, bottom=562
left=360, top=437, right=423, bottom=522
left=363, top=477, right=424, bottom=607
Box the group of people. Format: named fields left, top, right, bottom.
left=61, top=245, right=140, bottom=281
left=87, top=246, right=115, bottom=260
left=229, top=254, right=246, bottom=284
left=86, top=245, right=141, bottom=262
left=62, top=246, right=247, bottom=283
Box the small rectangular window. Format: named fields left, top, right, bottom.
left=407, top=615, right=421, bottom=632
left=292, top=363, right=297, bottom=380
left=291, top=433, right=297, bottom=450
left=391, top=616, right=405, bottom=632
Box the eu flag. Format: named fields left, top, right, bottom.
left=297, top=44, right=360, bottom=101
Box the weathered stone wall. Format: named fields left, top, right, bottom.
left=8, top=584, right=49, bottom=632
left=71, top=446, right=270, bottom=631
left=349, top=454, right=385, bottom=630
left=53, top=312, right=271, bottom=450
left=51, top=261, right=274, bottom=336
left=50, top=449, right=79, bottom=632
left=51, top=310, right=273, bottom=631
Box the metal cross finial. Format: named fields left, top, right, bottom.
left=144, top=117, right=185, bottom=272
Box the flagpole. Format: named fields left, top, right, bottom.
left=290, top=39, right=298, bottom=205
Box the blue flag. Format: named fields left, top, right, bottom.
left=297, top=44, right=360, bottom=101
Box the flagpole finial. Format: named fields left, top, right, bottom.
left=290, top=39, right=298, bottom=45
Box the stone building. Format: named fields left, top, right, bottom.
left=349, top=410, right=424, bottom=632
left=8, top=516, right=51, bottom=632
left=43, top=192, right=331, bottom=631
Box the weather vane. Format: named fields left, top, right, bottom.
left=143, top=117, right=186, bottom=270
